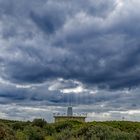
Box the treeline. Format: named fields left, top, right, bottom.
left=0, top=119, right=140, bottom=140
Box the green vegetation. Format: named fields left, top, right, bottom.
left=0, top=119, right=140, bottom=140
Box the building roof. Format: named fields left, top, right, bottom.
left=54, top=115, right=86, bottom=118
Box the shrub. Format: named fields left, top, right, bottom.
left=23, top=126, right=45, bottom=140
left=54, top=121, right=73, bottom=133
left=16, top=131, right=26, bottom=140
left=32, top=118, right=47, bottom=128
left=12, top=122, right=24, bottom=130
left=0, top=123, right=16, bottom=140
left=44, top=124, right=56, bottom=135
left=135, top=129, right=140, bottom=140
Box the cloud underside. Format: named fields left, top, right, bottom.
left=0, top=0, right=140, bottom=121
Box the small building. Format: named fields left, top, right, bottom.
left=53, top=106, right=86, bottom=122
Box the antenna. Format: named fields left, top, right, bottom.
left=67, top=106, right=73, bottom=116
left=122, top=116, right=125, bottom=121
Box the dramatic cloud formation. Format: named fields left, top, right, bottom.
left=0, top=0, right=140, bottom=122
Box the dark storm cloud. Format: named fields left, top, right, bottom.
left=0, top=0, right=138, bottom=89
left=0, top=0, right=139, bottom=87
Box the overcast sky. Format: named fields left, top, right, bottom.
left=0, top=0, right=140, bottom=122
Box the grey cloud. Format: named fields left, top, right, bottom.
left=1, top=0, right=140, bottom=89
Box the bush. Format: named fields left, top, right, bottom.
left=0, top=123, right=16, bottom=140
left=16, top=131, right=26, bottom=140
left=75, top=125, right=136, bottom=140
left=54, top=121, right=73, bottom=133
left=12, top=122, right=24, bottom=130
left=32, top=118, right=47, bottom=128
left=23, top=126, right=45, bottom=140
left=44, top=124, right=56, bottom=135
left=135, top=129, right=140, bottom=140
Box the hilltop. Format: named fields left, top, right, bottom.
left=0, top=119, right=140, bottom=140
